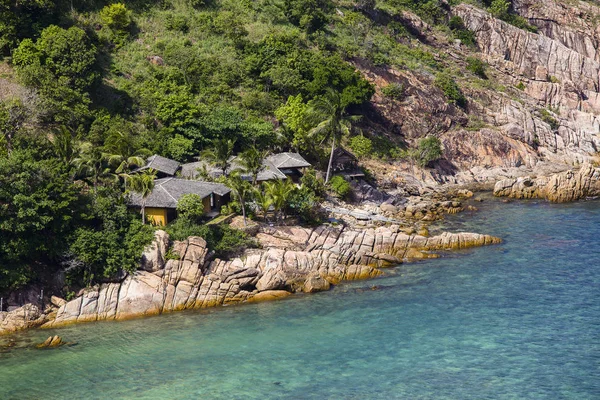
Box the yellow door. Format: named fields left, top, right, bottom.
left=146, top=208, right=168, bottom=226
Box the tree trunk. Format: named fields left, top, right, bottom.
left=141, top=199, right=146, bottom=225
left=325, top=136, right=336, bottom=183
left=238, top=194, right=247, bottom=227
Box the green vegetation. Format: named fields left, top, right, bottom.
left=329, top=175, right=352, bottom=199
left=349, top=135, right=373, bottom=159
left=0, top=0, right=526, bottom=294
left=466, top=57, right=488, bottom=79
left=539, top=109, right=559, bottom=131
left=435, top=72, right=467, bottom=108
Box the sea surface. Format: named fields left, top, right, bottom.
left=1, top=196, right=599, bottom=399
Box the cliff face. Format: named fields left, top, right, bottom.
left=37, top=226, right=500, bottom=330
left=361, top=1, right=600, bottom=185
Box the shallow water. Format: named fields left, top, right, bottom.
left=1, top=198, right=599, bottom=399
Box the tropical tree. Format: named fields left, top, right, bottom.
left=307, top=88, right=359, bottom=183
left=200, top=138, right=235, bottom=177
left=264, top=178, right=296, bottom=223
left=253, top=187, right=273, bottom=222
left=224, top=171, right=252, bottom=227
left=102, top=128, right=148, bottom=175
left=0, top=99, right=27, bottom=156
left=126, top=169, right=156, bottom=224
left=50, top=125, right=75, bottom=164
left=238, top=146, right=268, bottom=185
left=72, top=142, right=112, bottom=190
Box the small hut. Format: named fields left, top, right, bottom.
left=331, top=147, right=364, bottom=178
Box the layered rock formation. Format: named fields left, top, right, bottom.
left=494, top=162, right=600, bottom=202
left=360, top=1, right=600, bottom=187
left=41, top=226, right=501, bottom=330
left=0, top=304, right=44, bottom=335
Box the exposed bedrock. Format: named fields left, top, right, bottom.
left=40, top=226, right=501, bottom=330
left=494, top=162, right=600, bottom=202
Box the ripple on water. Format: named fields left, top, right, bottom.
left=1, top=198, right=599, bottom=399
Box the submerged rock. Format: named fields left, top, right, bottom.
left=36, top=335, right=64, bottom=349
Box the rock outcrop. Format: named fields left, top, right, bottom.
left=41, top=226, right=501, bottom=329
left=0, top=304, right=45, bottom=335
left=494, top=163, right=600, bottom=202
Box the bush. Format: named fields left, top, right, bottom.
left=416, top=136, right=443, bottom=167
left=349, top=135, right=373, bottom=159
left=466, top=57, right=487, bottom=79
left=100, top=3, right=132, bottom=32
left=300, top=168, right=326, bottom=199
left=381, top=83, right=405, bottom=100
left=448, top=16, right=476, bottom=47
left=435, top=73, right=466, bottom=108
left=329, top=175, right=351, bottom=199
left=516, top=82, right=526, bottom=91
left=176, top=194, right=206, bottom=221
left=165, top=219, right=255, bottom=259
left=539, top=109, right=559, bottom=131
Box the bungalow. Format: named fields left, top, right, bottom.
left=128, top=178, right=231, bottom=225
left=331, top=147, right=365, bottom=178
left=180, top=152, right=311, bottom=182
left=135, top=154, right=181, bottom=178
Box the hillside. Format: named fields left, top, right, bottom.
left=1, top=0, right=600, bottom=294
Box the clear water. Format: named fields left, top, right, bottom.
left=1, top=198, right=599, bottom=399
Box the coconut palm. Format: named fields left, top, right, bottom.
left=72, top=142, right=112, bottom=190
left=51, top=125, right=75, bottom=164
left=264, top=178, right=295, bottom=223
left=102, top=129, right=149, bottom=175
left=200, top=138, right=235, bottom=177
left=126, top=169, right=156, bottom=224
left=253, top=187, right=273, bottom=222
left=238, top=146, right=268, bottom=185
left=307, top=88, right=360, bottom=183
left=225, top=170, right=252, bottom=227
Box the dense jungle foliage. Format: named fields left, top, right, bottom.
left=0, top=0, right=521, bottom=295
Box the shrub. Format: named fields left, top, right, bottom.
left=300, top=168, right=326, bottom=199
left=349, top=135, right=373, bottom=159
left=539, top=109, right=559, bottom=131
left=416, top=136, right=443, bottom=167
left=329, top=175, right=351, bottom=199
left=435, top=73, right=466, bottom=108
left=381, top=83, right=405, bottom=100
left=448, top=16, right=476, bottom=47
left=516, top=82, right=526, bottom=91
left=176, top=194, right=206, bottom=221
left=466, top=57, right=487, bottom=79
left=100, top=3, right=132, bottom=32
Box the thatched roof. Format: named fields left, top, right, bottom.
left=128, top=178, right=230, bottom=209
left=267, top=152, right=311, bottom=169
left=180, top=152, right=309, bottom=180
left=136, top=155, right=180, bottom=176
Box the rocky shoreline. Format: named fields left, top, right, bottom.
left=3, top=162, right=600, bottom=337
left=1, top=223, right=501, bottom=335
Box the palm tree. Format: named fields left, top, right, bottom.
left=72, top=142, right=112, bottom=190
left=238, top=146, right=268, bottom=185
left=51, top=125, right=75, bottom=164
left=307, top=88, right=359, bottom=183
left=264, top=178, right=295, bottom=223
left=253, top=187, right=273, bottom=222
left=225, top=171, right=252, bottom=227
left=200, top=138, right=235, bottom=177
left=102, top=129, right=149, bottom=175
left=126, top=169, right=156, bottom=224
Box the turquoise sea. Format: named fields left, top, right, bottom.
left=1, top=197, right=599, bottom=399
